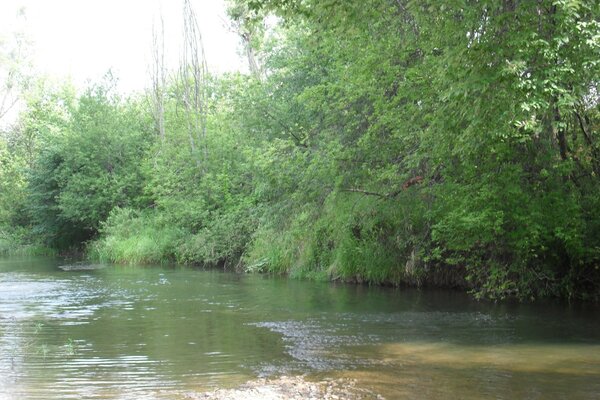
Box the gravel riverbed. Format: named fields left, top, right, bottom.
left=186, top=375, right=384, bottom=400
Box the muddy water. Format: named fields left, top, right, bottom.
left=1, top=256, right=599, bottom=399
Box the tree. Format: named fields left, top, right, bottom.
left=178, top=0, right=209, bottom=169
left=0, top=7, right=30, bottom=125
left=150, top=13, right=166, bottom=140
left=27, top=76, right=152, bottom=248
left=225, top=0, right=267, bottom=80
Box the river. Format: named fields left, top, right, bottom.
left=1, top=256, right=599, bottom=399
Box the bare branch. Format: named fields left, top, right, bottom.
left=341, top=188, right=388, bottom=198
left=150, top=12, right=166, bottom=140
left=179, top=0, right=209, bottom=169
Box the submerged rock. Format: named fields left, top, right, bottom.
left=57, top=263, right=107, bottom=271
left=186, top=376, right=383, bottom=400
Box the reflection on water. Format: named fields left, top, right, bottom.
left=0, top=256, right=599, bottom=399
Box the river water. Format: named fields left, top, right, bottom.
left=0, top=256, right=599, bottom=399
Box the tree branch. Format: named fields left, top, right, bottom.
left=575, top=109, right=594, bottom=148
left=341, top=188, right=388, bottom=198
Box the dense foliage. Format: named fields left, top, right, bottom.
left=1, top=0, right=599, bottom=300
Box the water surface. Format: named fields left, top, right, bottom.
left=1, top=256, right=599, bottom=399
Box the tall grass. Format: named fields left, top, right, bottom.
left=0, top=229, right=56, bottom=257
left=244, top=194, right=424, bottom=285
left=89, top=208, right=183, bottom=264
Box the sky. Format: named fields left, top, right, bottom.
left=0, top=0, right=246, bottom=94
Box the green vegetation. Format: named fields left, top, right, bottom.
left=1, top=0, right=599, bottom=300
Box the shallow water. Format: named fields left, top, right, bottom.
left=0, top=256, right=599, bottom=399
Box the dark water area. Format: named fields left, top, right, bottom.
left=1, top=256, right=599, bottom=399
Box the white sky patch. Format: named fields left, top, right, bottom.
left=0, top=0, right=246, bottom=94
